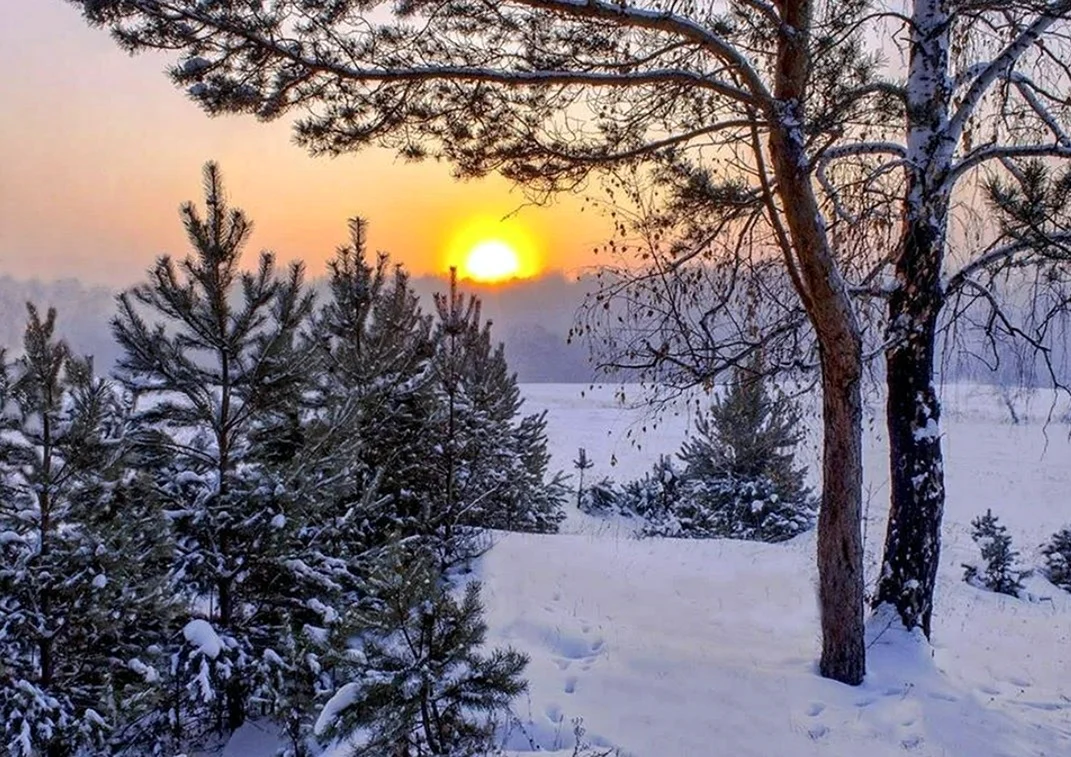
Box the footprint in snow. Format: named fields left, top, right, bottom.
left=901, top=734, right=924, bottom=750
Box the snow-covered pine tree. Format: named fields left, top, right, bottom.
left=308, top=218, right=436, bottom=548
left=963, top=510, right=1030, bottom=597
left=680, top=358, right=807, bottom=495
left=428, top=270, right=565, bottom=543
left=672, top=358, right=816, bottom=542
left=578, top=478, right=623, bottom=517
left=314, top=545, right=528, bottom=757
left=1042, top=527, right=1071, bottom=593
left=111, top=163, right=316, bottom=740
left=618, top=455, right=682, bottom=524
left=0, top=305, right=175, bottom=757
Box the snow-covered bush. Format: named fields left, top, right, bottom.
left=578, top=477, right=624, bottom=516
left=640, top=474, right=816, bottom=542
left=610, top=360, right=816, bottom=543
left=1041, top=526, right=1071, bottom=592
left=617, top=455, right=682, bottom=522
left=315, top=547, right=528, bottom=756
left=962, top=510, right=1031, bottom=596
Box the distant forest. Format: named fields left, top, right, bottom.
left=0, top=273, right=596, bottom=383
left=0, top=273, right=1064, bottom=387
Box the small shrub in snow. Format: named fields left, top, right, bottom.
left=962, top=510, right=1031, bottom=596
left=315, top=546, right=528, bottom=756
left=617, top=455, right=682, bottom=522
left=578, top=477, right=624, bottom=517
left=641, top=474, right=815, bottom=543
left=611, top=360, right=816, bottom=543
left=1041, top=526, right=1071, bottom=592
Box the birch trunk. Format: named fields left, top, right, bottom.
left=875, top=0, right=952, bottom=638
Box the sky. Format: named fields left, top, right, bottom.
left=0, top=1, right=612, bottom=287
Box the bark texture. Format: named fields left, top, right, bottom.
left=768, top=0, right=866, bottom=685
left=876, top=217, right=947, bottom=637
left=875, top=0, right=951, bottom=637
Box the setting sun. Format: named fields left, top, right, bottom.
left=444, top=215, right=541, bottom=282
left=463, top=240, right=522, bottom=282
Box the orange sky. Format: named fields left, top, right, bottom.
left=0, top=1, right=611, bottom=286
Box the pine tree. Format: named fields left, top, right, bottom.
left=618, top=455, right=682, bottom=523
left=111, top=163, right=316, bottom=739
left=1042, top=527, right=1071, bottom=593
left=314, top=546, right=528, bottom=757
left=679, top=360, right=807, bottom=496
left=577, top=478, right=622, bottom=517
left=427, top=270, right=565, bottom=543
left=308, top=218, right=436, bottom=548
left=669, top=359, right=816, bottom=542
left=963, top=510, right=1030, bottom=597
left=0, top=305, right=174, bottom=757
left=572, top=448, right=594, bottom=509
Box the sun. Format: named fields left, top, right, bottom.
left=463, top=240, right=522, bottom=282
left=444, top=215, right=540, bottom=282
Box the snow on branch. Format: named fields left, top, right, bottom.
left=948, top=3, right=1071, bottom=141
left=950, top=144, right=1071, bottom=183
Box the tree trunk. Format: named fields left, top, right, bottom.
left=766, top=0, right=866, bottom=685
left=874, top=0, right=952, bottom=638
left=816, top=348, right=866, bottom=683
left=875, top=217, right=946, bottom=637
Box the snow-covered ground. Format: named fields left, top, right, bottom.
left=229, top=382, right=1071, bottom=756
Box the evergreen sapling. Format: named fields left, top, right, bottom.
left=1041, top=526, right=1071, bottom=593
left=962, top=510, right=1030, bottom=597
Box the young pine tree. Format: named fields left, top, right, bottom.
left=963, top=510, right=1030, bottom=597
left=1042, top=527, right=1071, bottom=593
left=314, top=546, right=528, bottom=757
left=427, top=270, right=565, bottom=545
left=670, top=358, right=815, bottom=542
left=680, top=358, right=807, bottom=494
left=111, top=163, right=316, bottom=739
left=0, top=306, right=174, bottom=757
left=308, top=218, right=437, bottom=547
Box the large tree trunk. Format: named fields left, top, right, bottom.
left=768, top=0, right=866, bottom=686
left=816, top=341, right=866, bottom=682
left=875, top=217, right=947, bottom=637
left=874, top=0, right=952, bottom=638
left=808, top=348, right=867, bottom=686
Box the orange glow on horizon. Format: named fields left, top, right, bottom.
left=0, top=6, right=616, bottom=286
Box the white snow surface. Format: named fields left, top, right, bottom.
left=228, top=383, right=1071, bottom=756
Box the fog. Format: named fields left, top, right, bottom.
left=0, top=272, right=1063, bottom=389
left=0, top=272, right=597, bottom=383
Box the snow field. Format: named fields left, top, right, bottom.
left=216, top=382, right=1071, bottom=755
left=482, top=383, right=1071, bottom=756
